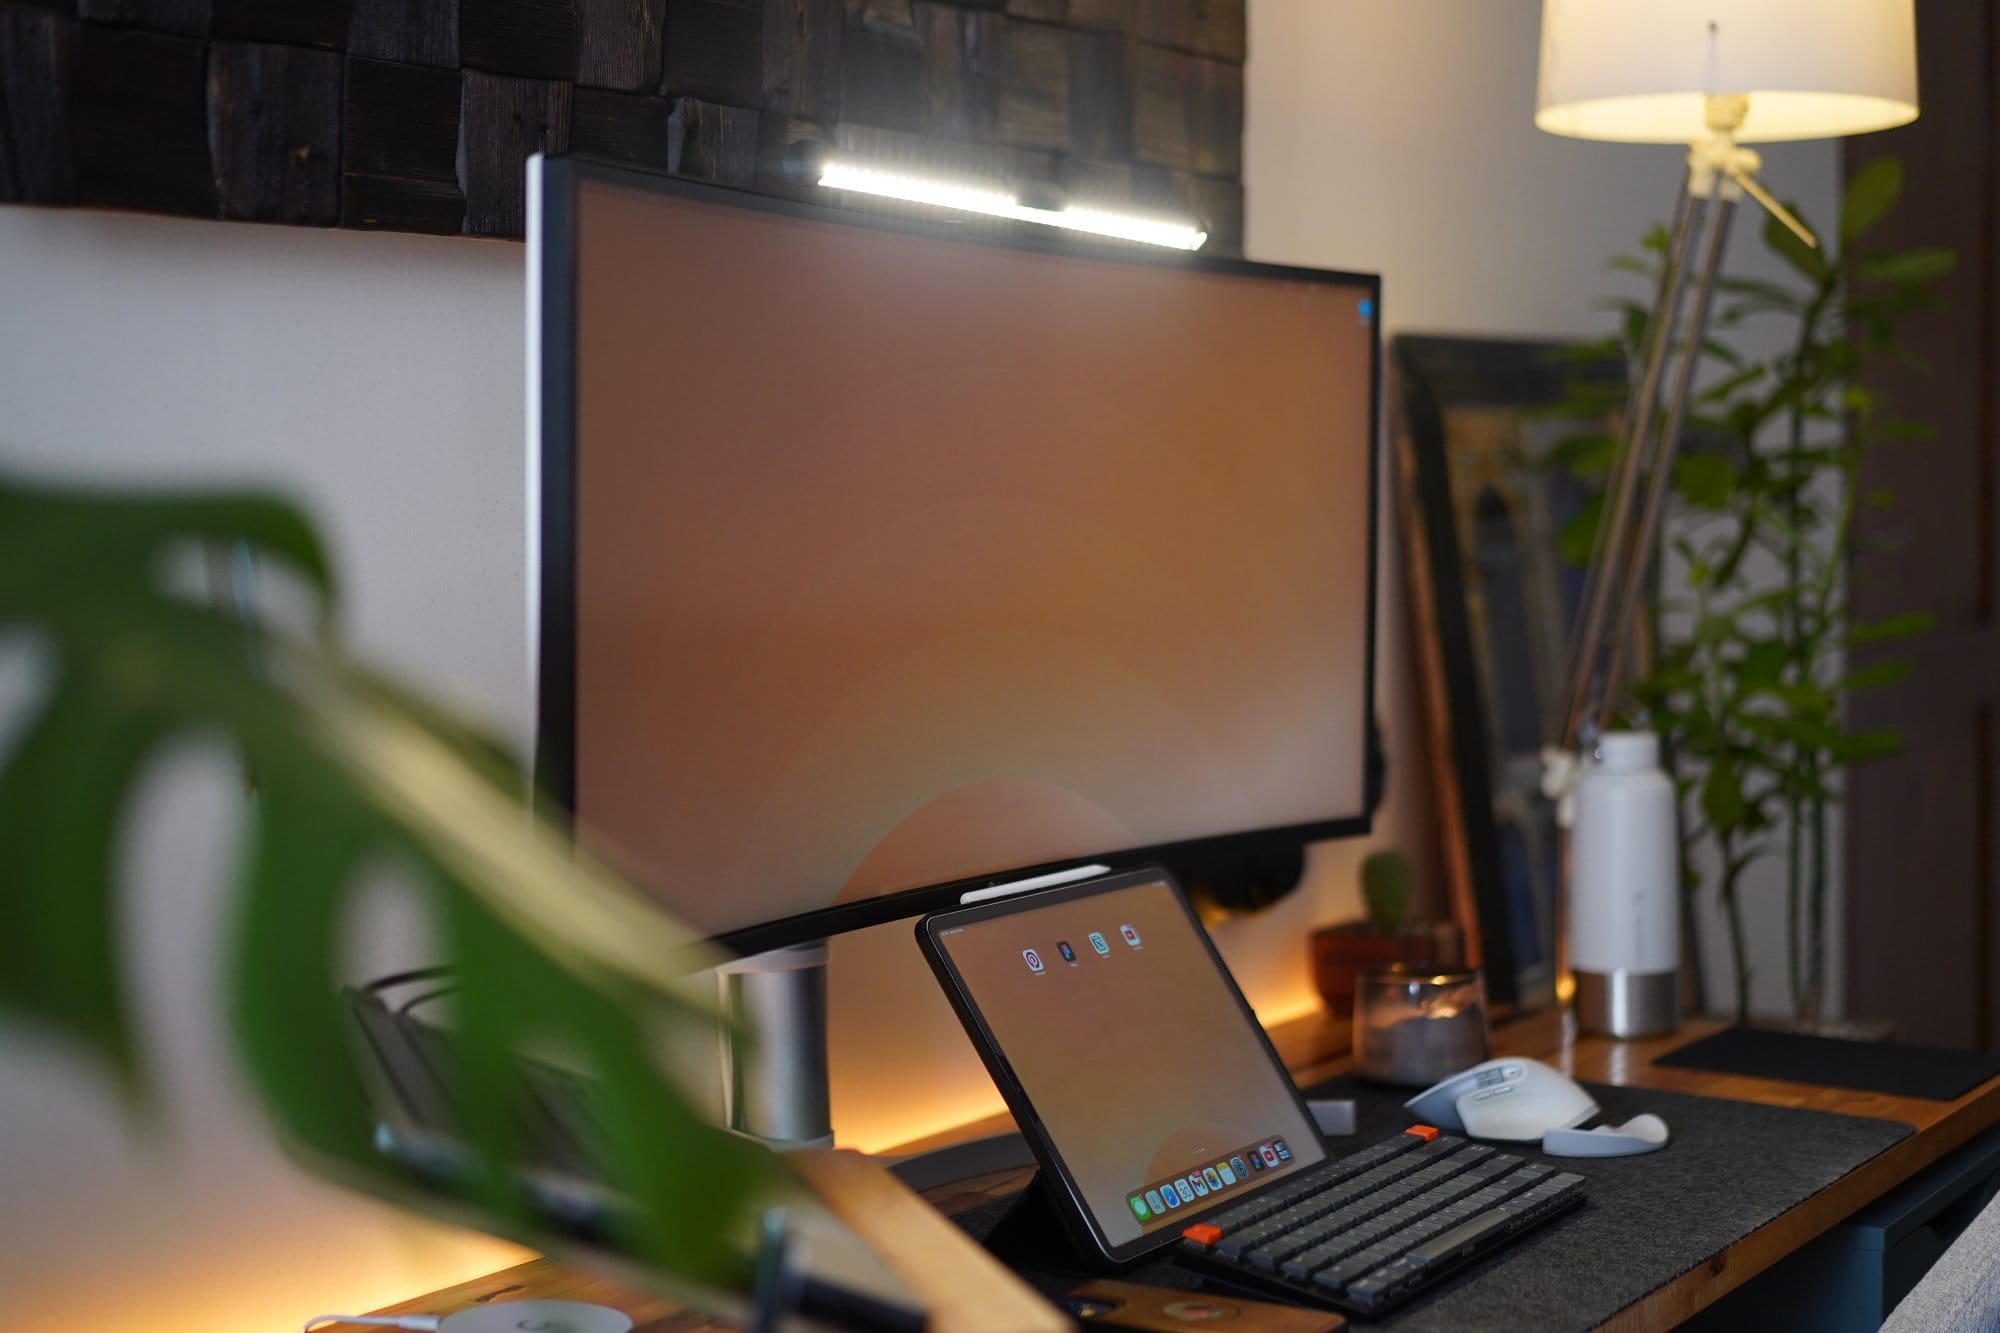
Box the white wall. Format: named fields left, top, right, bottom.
left=0, top=4, right=1839, bottom=1327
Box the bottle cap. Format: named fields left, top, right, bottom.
left=1594, top=731, right=1659, bottom=774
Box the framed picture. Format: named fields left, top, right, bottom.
left=1390, top=335, right=1624, bottom=1010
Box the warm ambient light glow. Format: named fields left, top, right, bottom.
left=817, top=160, right=1209, bottom=252
left=1536, top=0, right=1918, bottom=143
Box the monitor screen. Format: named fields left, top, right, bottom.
left=533, top=160, right=1379, bottom=952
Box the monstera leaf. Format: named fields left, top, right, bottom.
left=0, top=471, right=781, bottom=1288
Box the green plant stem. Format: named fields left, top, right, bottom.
left=1805, top=790, right=1827, bottom=1025
left=1798, top=423, right=1862, bottom=1024
left=1719, top=838, right=1752, bottom=1022
left=1783, top=281, right=1832, bottom=1019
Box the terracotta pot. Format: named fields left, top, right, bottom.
left=1309, top=921, right=1464, bottom=1015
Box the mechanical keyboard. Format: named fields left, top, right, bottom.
left=1174, top=1125, right=1585, bottom=1317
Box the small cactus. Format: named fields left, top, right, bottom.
left=1361, top=850, right=1413, bottom=932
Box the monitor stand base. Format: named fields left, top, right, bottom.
left=718, top=942, right=835, bottom=1149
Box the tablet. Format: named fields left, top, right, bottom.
left=918, top=867, right=1327, bottom=1264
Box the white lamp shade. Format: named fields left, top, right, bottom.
left=1536, top=0, right=1918, bottom=143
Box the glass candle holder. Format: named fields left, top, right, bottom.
left=1352, top=966, right=1491, bottom=1087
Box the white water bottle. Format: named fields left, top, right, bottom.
left=1569, top=730, right=1679, bottom=1038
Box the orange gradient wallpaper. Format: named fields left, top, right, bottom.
left=570, top=180, right=1376, bottom=937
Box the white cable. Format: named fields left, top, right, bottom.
left=302, top=1316, right=441, bottom=1332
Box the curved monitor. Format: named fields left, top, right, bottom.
left=530, top=157, right=1380, bottom=957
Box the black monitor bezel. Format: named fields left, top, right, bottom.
left=532, top=154, right=1383, bottom=959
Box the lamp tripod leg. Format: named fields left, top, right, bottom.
left=1596, top=187, right=1737, bottom=727
left=1556, top=174, right=1701, bottom=754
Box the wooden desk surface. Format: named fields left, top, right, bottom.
left=342, top=1008, right=2000, bottom=1332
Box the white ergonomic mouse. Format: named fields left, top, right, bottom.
left=1404, top=1057, right=1598, bottom=1142
left=439, top=1302, right=633, bottom=1333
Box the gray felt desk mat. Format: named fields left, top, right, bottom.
left=959, top=1076, right=1913, bottom=1331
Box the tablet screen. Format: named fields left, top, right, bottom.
left=925, top=872, right=1325, bottom=1253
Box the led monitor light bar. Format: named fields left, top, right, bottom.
left=817, top=158, right=1210, bottom=252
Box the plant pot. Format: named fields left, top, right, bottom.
left=1309, top=921, right=1465, bottom=1015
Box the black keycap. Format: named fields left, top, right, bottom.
left=1317, top=1244, right=1397, bottom=1290
left=1215, top=1223, right=1283, bottom=1259
left=1374, top=1254, right=1425, bottom=1286
left=1346, top=1275, right=1395, bottom=1309
left=1406, top=1207, right=1516, bottom=1267
left=1209, top=1200, right=1272, bottom=1230
left=1281, top=1235, right=1362, bottom=1280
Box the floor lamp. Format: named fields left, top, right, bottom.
left=1532, top=0, right=1919, bottom=1035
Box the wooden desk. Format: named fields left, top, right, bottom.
left=339, top=1010, right=2000, bottom=1332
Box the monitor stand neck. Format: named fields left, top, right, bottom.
left=718, top=942, right=835, bottom=1149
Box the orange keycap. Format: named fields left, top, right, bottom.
left=1181, top=1223, right=1223, bottom=1247
left=1405, top=1124, right=1440, bottom=1141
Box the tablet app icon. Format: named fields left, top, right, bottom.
left=1203, top=1167, right=1223, bottom=1192
left=1145, top=1189, right=1164, bottom=1213
left=1229, top=1155, right=1249, bottom=1179
left=1056, top=940, right=1076, bottom=964
left=1088, top=931, right=1110, bottom=955
left=1129, top=1194, right=1149, bottom=1221
left=1273, top=1137, right=1292, bottom=1162
left=1259, top=1144, right=1280, bottom=1167
left=1187, top=1173, right=1208, bottom=1197
left=1021, top=948, right=1044, bottom=973
left=1216, top=1161, right=1236, bottom=1186
left=1119, top=924, right=1140, bottom=947
left=1161, top=1183, right=1181, bottom=1208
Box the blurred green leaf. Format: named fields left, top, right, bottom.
left=1856, top=247, right=1957, bottom=286
left=1697, top=364, right=1765, bottom=405
left=1549, top=431, right=1620, bottom=479
left=1838, top=660, right=1913, bottom=692
left=1828, top=728, right=1905, bottom=763
left=0, top=472, right=781, bottom=1295
left=1851, top=610, right=1937, bottom=645
left=1621, top=304, right=1650, bottom=354
left=1735, top=638, right=1789, bottom=688
left=1559, top=494, right=1603, bottom=567
left=1701, top=761, right=1748, bottom=830
left=1840, top=156, right=1903, bottom=247
left=0, top=681, right=167, bottom=1091
left=1674, top=453, right=1737, bottom=509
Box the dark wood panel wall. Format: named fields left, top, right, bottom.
left=0, top=0, right=1247, bottom=250
left=1843, top=1, right=2000, bottom=1046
